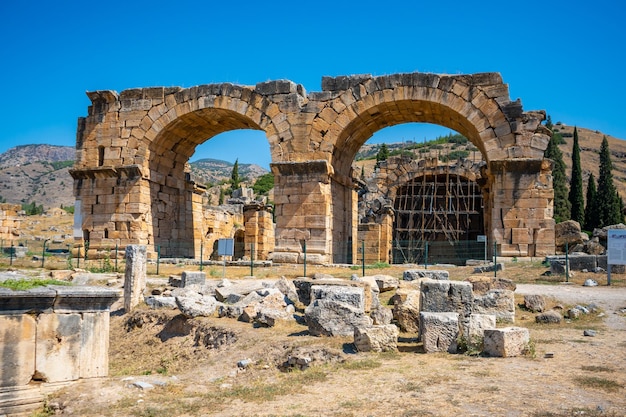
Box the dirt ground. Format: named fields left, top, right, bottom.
left=26, top=261, right=623, bottom=417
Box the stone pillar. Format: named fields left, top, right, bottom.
left=271, top=160, right=333, bottom=264
left=487, top=159, right=555, bottom=257
left=123, top=245, right=147, bottom=312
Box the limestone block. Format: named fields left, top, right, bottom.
left=472, top=289, right=515, bottom=323
left=462, top=313, right=496, bottom=341
left=36, top=313, right=82, bottom=382
left=124, top=245, right=147, bottom=312
left=181, top=271, right=206, bottom=287
left=404, top=269, right=449, bottom=281
left=354, top=324, right=399, bottom=352
left=0, top=315, right=36, bottom=387
left=310, top=285, right=365, bottom=311
left=79, top=312, right=110, bottom=378
left=483, top=327, right=529, bottom=357
left=305, top=298, right=372, bottom=337
left=419, top=312, right=459, bottom=353
left=392, top=289, right=421, bottom=333
left=420, top=280, right=473, bottom=321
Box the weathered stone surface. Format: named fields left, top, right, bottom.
left=535, top=310, right=562, bottom=324
left=419, top=312, right=459, bottom=353
left=305, top=299, right=372, bottom=336
left=214, top=280, right=272, bottom=302
left=36, top=313, right=82, bottom=382
left=472, top=289, right=515, bottom=323
left=472, top=263, right=504, bottom=273
left=392, top=289, right=421, bottom=333
left=124, top=245, right=147, bottom=312
left=371, top=307, right=393, bottom=325
left=145, top=295, right=177, bottom=309
left=181, top=271, right=206, bottom=287
left=483, top=327, right=530, bottom=357
left=462, top=313, right=496, bottom=341
left=555, top=220, right=584, bottom=249
left=354, top=324, right=399, bottom=352
left=523, top=294, right=545, bottom=312
left=420, top=280, right=473, bottom=324
left=79, top=312, right=110, bottom=378
left=466, top=276, right=516, bottom=294
left=0, top=314, right=36, bottom=387
left=372, top=274, right=399, bottom=292
left=74, top=73, right=555, bottom=268
left=404, top=269, right=449, bottom=281
left=174, top=291, right=219, bottom=318
left=274, top=276, right=299, bottom=305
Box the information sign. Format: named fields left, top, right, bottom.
left=607, top=229, right=626, bottom=266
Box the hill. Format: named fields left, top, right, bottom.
left=0, top=146, right=269, bottom=210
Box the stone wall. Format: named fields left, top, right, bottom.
left=72, top=72, right=554, bottom=263
left=0, top=203, right=20, bottom=243
left=0, top=286, right=119, bottom=415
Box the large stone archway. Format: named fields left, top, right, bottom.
left=71, top=72, right=554, bottom=262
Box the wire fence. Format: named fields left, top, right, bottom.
left=0, top=238, right=497, bottom=275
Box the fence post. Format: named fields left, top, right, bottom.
left=565, top=242, right=569, bottom=282
left=156, top=245, right=161, bottom=275
left=250, top=243, right=254, bottom=277
left=303, top=240, right=307, bottom=278
left=115, top=243, right=118, bottom=272
left=361, top=240, right=365, bottom=277
left=10, top=242, right=14, bottom=266
left=41, top=239, right=50, bottom=269
left=424, top=242, right=429, bottom=269
left=493, top=240, right=497, bottom=278
left=200, top=241, right=203, bottom=271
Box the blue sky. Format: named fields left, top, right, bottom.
left=1, top=0, right=624, bottom=169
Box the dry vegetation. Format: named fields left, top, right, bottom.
left=4, top=215, right=626, bottom=417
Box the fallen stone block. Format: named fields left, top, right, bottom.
left=181, top=271, right=206, bottom=287
left=392, top=289, right=420, bottom=333
left=354, top=324, right=399, bottom=352
left=472, top=289, right=515, bottom=323
left=523, top=294, right=545, bottom=312
left=419, top=312, right=459, bottom=353
left=370, top=307, right=393, bottom=325
left=483, top=327, right=530, bottom=357
left=420, top=280, right=473, bottom=323
left=535, top=310, right=562, bottom=324
left=305, top=299, right=372, bottom=337
left=404, top=269, right=449, bottom=281
left=461, top=313, right=496, bottom=342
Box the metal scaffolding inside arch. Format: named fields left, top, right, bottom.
left=391, top=163, right=484, bottom=264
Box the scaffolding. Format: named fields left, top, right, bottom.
left=392, top=162, right=484, bottom=264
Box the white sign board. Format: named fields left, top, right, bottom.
left=607, top=229, right=626, bottom=265
left=477, top=235, right=487, bottom=242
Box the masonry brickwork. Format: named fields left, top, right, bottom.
left=71, top=72, right=554, bottom=263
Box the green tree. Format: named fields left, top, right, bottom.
left=545, top=114, right=553, bottom=130
left=218, top=187, right=225, bottom=205
left=596, top=136, right=623, bottom=226
left=230, top=159, right=241, bottom=191
left=375, top=143, right=389, bottom=167
left=568, top=127, right=585, bottom=225
left=583, top=173, right=598, bottom=230
left=544, top=133, right=570, bottom=222
left=252, top=173, right=274, bottom=196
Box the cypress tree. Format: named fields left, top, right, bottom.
left=568, top=127, right=585, bottom=225
left=230, top=159, right=241, bottom=191
left=583, top=173, right=598, bottom=230
left=375, top=143, right=389, bottom=168
left=544, top=130, right=570, bottom=222
left=596, top=136, right=623, bottom=226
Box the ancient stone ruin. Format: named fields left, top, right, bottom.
left=71, top=72, right=554, bottom=264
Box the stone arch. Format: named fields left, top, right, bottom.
left=296, top=73, right=553, bottom=262
left=71, top=72, right=554, bottom=262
